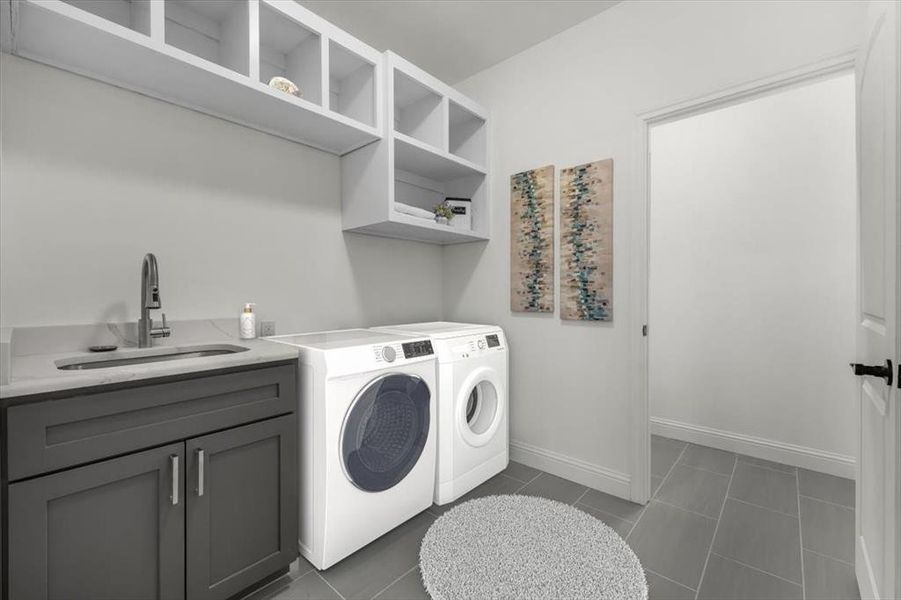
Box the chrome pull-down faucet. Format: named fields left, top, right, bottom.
left=138, top=253, right=171, bottom=348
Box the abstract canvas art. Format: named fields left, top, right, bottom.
left=560, top=159, right=613, bottom=321
left=510, top=165, right=555, bottom=313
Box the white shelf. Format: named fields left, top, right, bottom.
left=345, top=211, right=489, bottom=245
left=10, top=0, right=383, bottom=155
left=394, top=132, right=486, bottom=181
left=342, top=51, right=489, bottom=245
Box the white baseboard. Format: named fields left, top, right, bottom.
left=509, top=440, right=631, bottom=499
left=651, top=417, right=855, bottom=479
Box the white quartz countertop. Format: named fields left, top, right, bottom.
left=0, top=319, right=299, bottom=400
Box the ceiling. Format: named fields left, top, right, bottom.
left=298, top=1, right=622, bottom=84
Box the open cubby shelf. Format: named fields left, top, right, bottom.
left=393, top=70, right=444, bottom=150
left=342, top=52, right=489, bottom=245
left=394, top=133, right=485, bottom=181
left=10, top=1, right=483, bottom=244
left=12, top=0, right=382, bottom=155
left=60, top=0, right=152, bottom=36
left=165, top=0, right=250, bottom=76
left=258, top=2, right=322, bottom=104
left=449, top=100, right=487, bottom=167
left=329, top=40, right=376, bottom=127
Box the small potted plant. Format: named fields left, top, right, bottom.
left=433, top=202, right=454, bottom=225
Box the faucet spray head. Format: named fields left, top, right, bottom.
left=142, top=253, right=161, bottom=309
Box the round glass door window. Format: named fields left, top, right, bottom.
left=342, top=374, right=431, bottom=492
left=457, top=369, right=504, bottom=448
left=464, top=381, right=499, bottom=436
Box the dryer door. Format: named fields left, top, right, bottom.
left=457, top=365, right=505, bottom=448
left=341, top=374, right=431, bottom=492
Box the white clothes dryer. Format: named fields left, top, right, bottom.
left=264, top=329, right=437, bottom=569
left=372, top=322, right=508, bottom=505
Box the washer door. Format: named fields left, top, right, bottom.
left=457, top=367, right=505, bottom=448
left=342, top=373, right=431, bottom=492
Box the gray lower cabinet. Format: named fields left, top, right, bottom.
left=2, top=363, right=298, bottom=600
left=186, top=415, right=298, bottom=600
left=8, top=443, right=186, bottom=600
left=7, top=415, right=298, bottom=600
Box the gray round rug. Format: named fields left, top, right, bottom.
left=419, top=495, right=648, bottom=600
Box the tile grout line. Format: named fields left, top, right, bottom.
left=651, top=498, right=719, bottom=522
left=627, top=442, right=689, bottom=540
left=694, top=455, right=738, bottom=600
left=370, top=564, right=419, bottom=600
left=802, top=547, right=855, bottom=567
left=725, top=495, right=800, bottom=520
left=316, top=571, right=346, bottom=600
left=673, top=461, right=734, bottom=479
left=735, top=457, right=798, bottom=475
left=797, top=469, right=806, bottom=600
left=645, top=568, right=697, bottom=593
left=710, top=552, right=804, bottom=588
left=495, top=472, right=528, bottom=486
left=574, top=501, right=638, bottom=528
left=572, top=487, right=590, bottom=505
left=513, top=470, right=543, bottom=492
left=798, top=493, right=855, bottom=510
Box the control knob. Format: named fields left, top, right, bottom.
left=381, top=346, right=396, bottom=362
left=477, top=339, right=486, bottom=350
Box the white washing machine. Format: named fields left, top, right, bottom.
left=264, top=329, right=437, bottom=569
left=372, top=322, right=508, bottom=505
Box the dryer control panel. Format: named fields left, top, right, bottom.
left=447, top=332, right=506, bottom=361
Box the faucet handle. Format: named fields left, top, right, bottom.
left=151, top=313, right=172, bottom=338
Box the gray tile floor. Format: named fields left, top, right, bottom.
left=245, top=437, right=859, bottom=600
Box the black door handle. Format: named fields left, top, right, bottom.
left=850, top=359, right=893, bottom=387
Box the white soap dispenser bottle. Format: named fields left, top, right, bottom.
left=240, top=303, right=257, bottom=339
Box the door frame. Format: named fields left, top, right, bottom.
left=628, top=50, right=857, bottom=504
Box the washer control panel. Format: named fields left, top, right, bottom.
left=372, top=339, right=433, bottom=364
left=402, top=340, right=434, bottom=358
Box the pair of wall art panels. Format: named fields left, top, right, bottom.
left=510, top=159, right=613, bottom=321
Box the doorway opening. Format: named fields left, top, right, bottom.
left=632, top=66, right=859, bottom=599
left=647, top=71, right=857, bottom=475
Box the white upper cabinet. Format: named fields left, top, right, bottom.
left=342, top=52, right=490, bottom=245
left=6, top=0, right=383, bottom=155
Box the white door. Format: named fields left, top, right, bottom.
left=854, top=1, right=900, bottom=598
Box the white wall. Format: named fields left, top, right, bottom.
left=445, top=0, right=865, bottom=492
left=0, top=54, right=443, bottom=331
left=649, top=74, right=857, bottom=469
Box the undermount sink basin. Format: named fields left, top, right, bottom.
left=56, top=344, right=250, bottom=371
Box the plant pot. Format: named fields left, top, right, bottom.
left=435, top=216, right=449, bottom=225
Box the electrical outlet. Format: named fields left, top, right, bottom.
left=260, top=321, right=276, bottom=337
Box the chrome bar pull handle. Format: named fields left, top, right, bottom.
left=196, top=449, right=205, bottom=497
left=170, top=454, right=179, bottom=505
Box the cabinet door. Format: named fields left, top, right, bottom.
left=186, top=415, right=298, bottom=600
left=8, top=443, right=185, bottom=600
